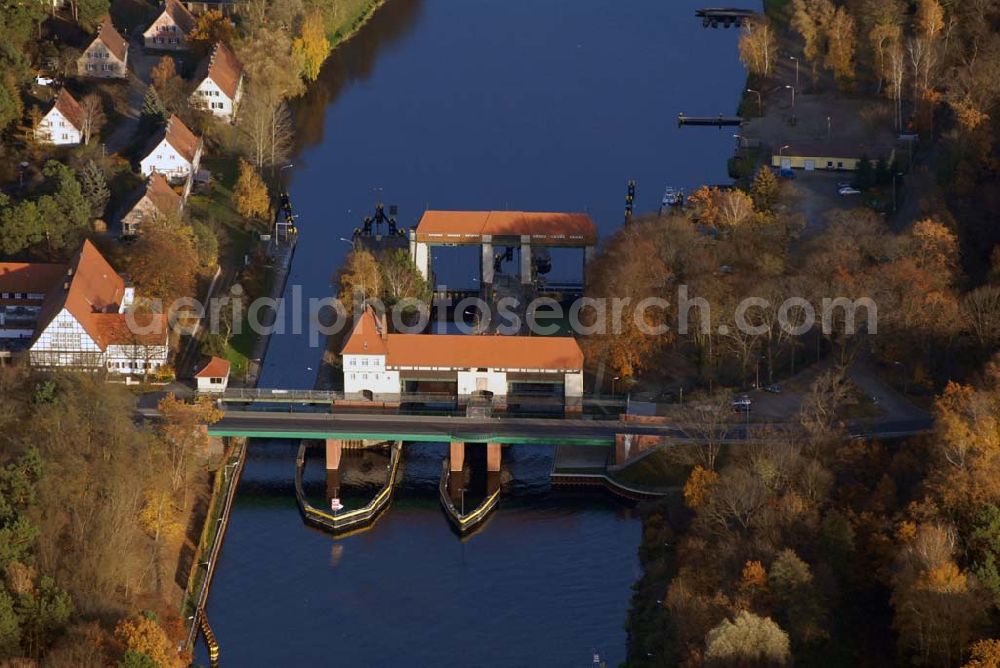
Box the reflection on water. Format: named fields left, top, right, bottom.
left=292, top=0, right=426, bottom=153
left=202, top=441, right=641, bottom=666
left=202, top=0, right=752, bottom=662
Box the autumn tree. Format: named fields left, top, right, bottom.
left=961, top=286, right=1000, bottom=354
left=338, top=249, right=383, bottom=314
left=292, top=13, right=331, bottom=82
left=824, top=7, right=857, bottom=84
left=114, top=613, right=177, bottom=667
left=156, top=395, right=223, bottom=503
left=891, top=523, right=986, bottom=666
left=187, top=10, right=235, bottom=58
left=79, top=93, right=105, bottom=144
left=379, top=248, right=431, bottom=308
left=124, top=216, right=200, bottom=305
left=964, top=639, right=1000, bottom=668
left=861, top=0, right=905, bottom=94
left=232, top=158, right=270, bottom=222
left=704, top=611, right=791, bottom=666
left=791, top=0, right=835, bottom=85
left=738, top=17, right=777, bottom=79
left=150, top=56, right=186, bottom=113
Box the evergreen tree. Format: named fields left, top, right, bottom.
left=856, top=155, right=875, bottom=189
left=750, top=166, right=780, bottom=212
left=140, top=87, right=167, bottom=131
left=78, top=160, right=110, bottom=219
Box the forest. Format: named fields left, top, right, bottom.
left=615, top=0, right=1000, bottom=665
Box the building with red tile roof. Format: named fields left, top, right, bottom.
left=143, top=0, right=197, bottom=51
left=190, top=42, right=244, bottom=122
left=140, top=115, right=203, bottom=194
left=23, top=240, right=169, bottom=375
left=121, top=171, right=185, bottom=235
left=37, top=90, right=84, bottom=145
left=340, top=306, right=583, bottom=406
left=195, top=356, right=231, bottom=393
left=78, top=16, right=129, bottom=79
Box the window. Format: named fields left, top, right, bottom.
left=837, top=161, right=844, bottom=168
left=826, top=161, right=833, bottom=168
left=210, top=377, right=222, bottom=384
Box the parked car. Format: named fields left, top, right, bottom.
left=35, top=76, right=54, bottom=86
left=764, top=384, right=782, bottom=393
left=837, top=181, right=854, bottom=189
left=838, top=186, right=862, bottom=196
left=731, top=395, right=752, bottom=408
left=778, top=168, right=796, bottom=180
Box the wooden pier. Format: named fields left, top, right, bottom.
left=677, top=113, right=745, bottom=128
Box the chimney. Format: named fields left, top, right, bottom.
left=378, top=311, right=388, bottom=340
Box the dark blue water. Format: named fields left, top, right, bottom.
left=200, top=0, right=752, bottom=664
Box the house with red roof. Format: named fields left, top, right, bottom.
left=78, top=16, right=129, bottom=79
left=143, top=0, right=197, bottom=51
left=121, top=171, right=184, bottom=236
left=190, top=42, right=244, bottom=122
left=139, top=115, right=203, bottom=194
left=24, top=241, right=169, bottom=375
left=340, top=306, right=584, bottom=407
left=195, top=356, right=231, bottom=393
left=36, top=90, right=84, bottom=145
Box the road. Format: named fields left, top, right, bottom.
left=138, top=407, right=932, bottom=446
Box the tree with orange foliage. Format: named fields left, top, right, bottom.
left=114, top=613, right=178, bottom=667
left=187, top=11, right=235, bottom=58
left=964, top=639, right=1000, bottom=668
left=156, top=394, right=223, bottom=503
left=684, top=466, right=720, bottom=509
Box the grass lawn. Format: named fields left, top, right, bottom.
left=612, top=449, right=691, bottom=490
left=189, top=156, right=255, bottom=268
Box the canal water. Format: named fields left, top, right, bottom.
left=200, top=0, right=753, bottom=664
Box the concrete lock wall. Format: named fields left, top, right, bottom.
left=487, top=443, right=501, bottom=472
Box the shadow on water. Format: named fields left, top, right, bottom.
left=292, top=0, right=425, bottom=154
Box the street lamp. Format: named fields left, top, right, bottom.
left=789, top=56, right=799, bottom=88
left=746, top=88, right=762, bottom=116
left=785, top=85, right=796, bottom=112
left=611, top=376, right=620, bottom=398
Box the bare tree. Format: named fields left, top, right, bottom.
left=961, top=285, right=1000, bottom=353
left=240, top=95, right=293, bottom=169
left=79, top=94, right=105, bottom=145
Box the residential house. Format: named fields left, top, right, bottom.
left=0, top=263, right=68, bottom=341
left=36, top=89, right=84, bottom=145
left=121, top=171, right=184, bottom=236
left=195, top=356, right=231, bottom=393
left=771, top=142, right=896, bottom=172
left=28, top=240, right=169, bottom=375
left=190, top=42, right=244, bottom=122
left=341, top=306, right=585, bottom=408
left=78, top=16, right=129, bottom=79
left=139, top=115, right=203, bottom=196
left=143, top=0, right=197, bottom=51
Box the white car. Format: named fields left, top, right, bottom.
left=35, top=76, right=54, bottom=86
left=838, top=186, right=861, bottom=196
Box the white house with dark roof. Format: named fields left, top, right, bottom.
left=190, top=42, right=244, bottom=122
left=36, top=90, right=84, bottom=145
left=78, top=16, right=129, bottom=79
left=143, top=0, right=197, bottom=51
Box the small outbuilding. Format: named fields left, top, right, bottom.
left=771, top=142, right=895, bottom=172
left=195, top=356, right=231, bottom=393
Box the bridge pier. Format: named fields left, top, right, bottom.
left=486, top=442, right=501, bottom=472
left=325, top=438, right=343, bottom=471
left=325, top=469, right=340, bottom=502
left=450, top=441, right=465, bottom=473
